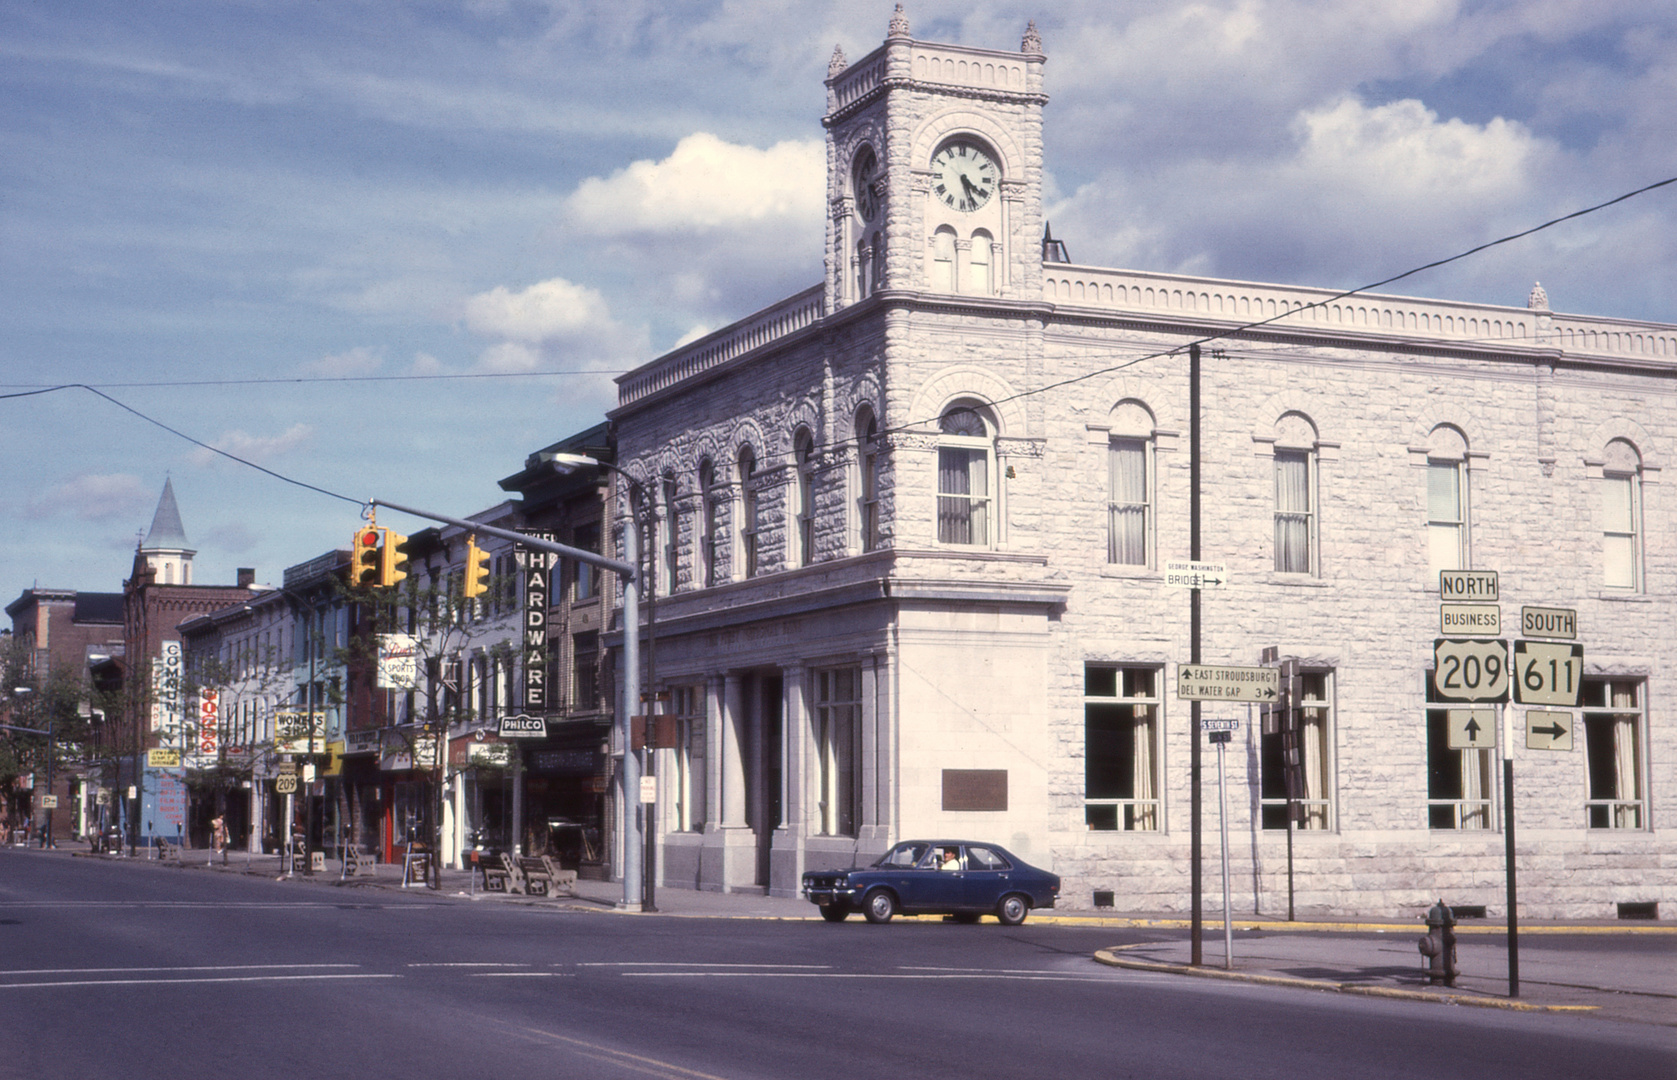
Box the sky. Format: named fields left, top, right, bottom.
left=2, top=0, right=1674, bottom=603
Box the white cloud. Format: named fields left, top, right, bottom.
left=565, top=132, right=824, bottom=233
left=463, top=277, right=616, bottom=343
left=191, top=424, right=314, bottom=467
left=303, top=345, right=383, bottom=377
left=475, top=341, right=542, bottom=373
left=26, top=473, right=152, bottom=521
left=1289, top=96, right=1544, bottom=204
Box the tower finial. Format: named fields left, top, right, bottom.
left=1527, top=281, right=1550, bottom=311
left=888, top=3, right=909, bottom=38
left=828, top=44, right=848, bottom=77
left=1022, top=19, right=1043, bottom=54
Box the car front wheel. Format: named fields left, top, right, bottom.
left=863, top=888, right=897, bottom=924
left=820, top=904, right=850, bottom=923
left=996, top=894, right=1029, bottom=926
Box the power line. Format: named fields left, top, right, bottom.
left=0, top=368, right=622, bottom=391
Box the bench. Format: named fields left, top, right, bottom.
left=341, top=849, right=376, bottom=880
left=517, top=855, right=577, bottom=898
left=476, top=852, right=518, bottom=893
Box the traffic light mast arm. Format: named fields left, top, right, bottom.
left=370, top=499, right=636, bottom=581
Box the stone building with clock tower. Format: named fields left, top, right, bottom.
left=825, top=7, right=1046, bottom=311
left=585, top=7, right=1674, bottom=918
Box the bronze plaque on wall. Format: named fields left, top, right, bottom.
left=942, top=769, right=1008, bottom=812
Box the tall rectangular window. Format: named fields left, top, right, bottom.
left=858, top=416, right=880, bottom=553
left=1083, top=665, right=1160, bottom=831
left=738, top=448, right=758, bottom=578
left=1261, top=670, right=1333, bottom=829
left=814, top=668, right=861, bottom=836
left=1603, top=473, right=1641, bottom=590
left=661, top=476, right=679, bottom=595
left=1107, top=438, right=1150, bottom=566
left=572, top=522, right=599, bottom=601
left=1583, top=678, right=1644, bottom=829
left=1428, top=459, right=1466, bottom=579
left=671, top=685, right=706, bottom=833
left=1426, top=704, right=1493, bottom=830
left=572, top=632, right=598, bottom=712
left=1274, top=451, right=1314, bottom=574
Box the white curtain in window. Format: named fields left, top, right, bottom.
left=938, top=447, right=987, bottom=544
left=1274, top=453, right=1311, bottom=573
left=1459, top=749, right=1489, bottom=829
left=1613, top=683, right=1640, bottom=827
left=1428, top=461, right=1464, bottom=577
left=1301, top=708, right=1327, bottom=829
left=1131, top=706, right=1155, bottom=830
left=1604, top=476, right=1636, bottom=588
left=1108, top=440, right=1147, bottom=565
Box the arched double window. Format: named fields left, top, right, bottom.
left=937, top=403, right=995, bottom=546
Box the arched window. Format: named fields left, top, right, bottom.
left=1425, top=426, right=1469, bottom=581
left=931, top=226, right=957, bottom=292
left=1107, top=401, right=1155, bottom=567
left=855, top=406, right=880, bottom=553
left=969, top=229, right=993, bottom=295
left=1272, top=413, right=1319, bottom=575
left=1602, top=439, right=1644, bottom=591
left=871, top=231, right=885, bottom=293
left=937, top=403, right=995, bottom=546
left=737, top=446, right=758, bottom=578
left=660, top=472, right=678, bottom=595
left=794, top=429, right=816, bottom=567
left=856, top=238, right=872, bottom=299
left=698, top=458, right=719, bottom=587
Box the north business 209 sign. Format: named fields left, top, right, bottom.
left=1432, top=638, right=1509, bottom=703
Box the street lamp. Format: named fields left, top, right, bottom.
left=539, top=452, right=656, bottom=912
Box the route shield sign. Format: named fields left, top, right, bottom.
left=1432, top=639, right=1509, bottom=703
left=1525, top=710, right=1575, bottom=751
left=1177, top=665, right=1279, bottom=702
left=1446, top=708, right=1495, bottom=750
left=1513, top=640, right=1583, bottom=707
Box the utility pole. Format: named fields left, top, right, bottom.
left=1189, top=340, right=1203, bottom=967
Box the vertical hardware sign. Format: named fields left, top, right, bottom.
left=519, top=532, right=555, bottom=712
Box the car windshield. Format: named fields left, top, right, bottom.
left=872, top=842, right=930, bottom=868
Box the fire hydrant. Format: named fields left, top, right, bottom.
left=1417, top=899, right=1458, bottom=986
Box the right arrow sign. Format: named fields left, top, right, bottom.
left=1525, top=710, right=1575, bottom=752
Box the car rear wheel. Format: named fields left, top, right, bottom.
left=996, top=894, right=1029, bottom=926
left=819, top=904, right=850, bottom=923
left=863, top=888, right=897, bottom=924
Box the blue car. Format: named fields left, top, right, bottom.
left=801, top=840, right=1060, bottom=925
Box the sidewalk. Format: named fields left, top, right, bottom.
left=38, top=845, right=1677, bottom=1025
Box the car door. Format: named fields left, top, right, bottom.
left=960, top=845, right=1012, bottom=909
left=916, top=846, right=971, bottom=910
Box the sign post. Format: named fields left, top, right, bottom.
left=1202, top=717, right=1239, bottom=969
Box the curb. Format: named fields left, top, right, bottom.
left=1091, top=948, right=1600, bottom=1013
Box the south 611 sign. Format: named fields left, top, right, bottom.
left=1432, top=638, right=1509, bottom=703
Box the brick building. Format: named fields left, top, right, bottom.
left=598, top=13, right=1671, bottom=917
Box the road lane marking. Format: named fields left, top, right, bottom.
left=0, top=974, right=398, bottom=990
left=470, top=972, right=574, bottom=978
left=617, top=971, right=1130, bottom=983
left=496, top=1023, right=730, bottom=1080
left=407, top=962, right=531, bottom=968
left=576, top=962, right=831, bottom=969
left=0, top=964, right=358, bottom=976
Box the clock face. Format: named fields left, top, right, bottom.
left=931, top=140, right=997, bottom=212
left=853, top=146, right=880, bottom=222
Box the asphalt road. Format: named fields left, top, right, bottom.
left=1, top=854, right=1671, bottom=1080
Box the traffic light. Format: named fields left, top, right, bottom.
left=353, top=527, right=382, bottom=587
left=462, top=535, right=491, bottom=599
left=380, top=529, right=410, bottom=589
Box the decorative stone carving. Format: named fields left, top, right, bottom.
left=888, top=3, right=909, bottom=38
left=1022, top=20, right=1042, bottom=54
left=1527, top=280, right=1549, bottom=310
left=828, top=45, right=847, bottom=77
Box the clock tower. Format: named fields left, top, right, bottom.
left=823, top=7, right=1047, bottom=311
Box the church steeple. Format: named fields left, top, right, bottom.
left=139, top=478, right=196, bottom=586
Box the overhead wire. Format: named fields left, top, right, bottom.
left=3, top=173, right=1672, bottom=500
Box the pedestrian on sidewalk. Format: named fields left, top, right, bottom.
left=211, top=815, right=229, bottom=865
